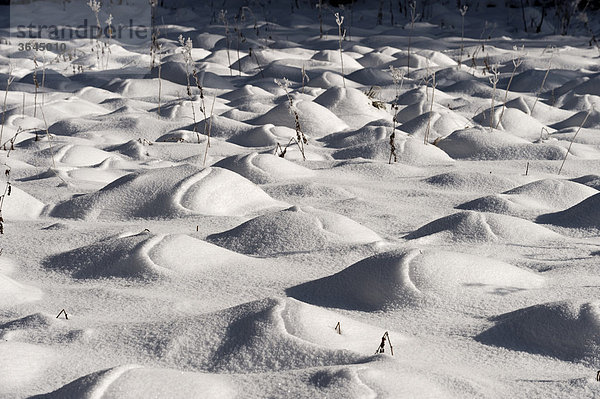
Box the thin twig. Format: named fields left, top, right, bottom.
left=557, top=109, right=591, bottom=175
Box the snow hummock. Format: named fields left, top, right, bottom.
left=213, top=152, right=316, bottom=184
left=458, top=178, right=597, bottom=218
left=436, top=127, right=567, bottom=160
left=0, top=258, right=43, bottom=307
left=208, top=205, right=381, bottom=256
left=477, top=300, right=600, bottom=362
left=38, top=365, right=238, bottom=399
left=405, top=211, right=561, bottom=243
left=287, top=248, right=544, bottom=310
left=537, top=193, right=600, bottom=229
left=43, top=231, right=251, bottom=279
left=0, top=185, right=45, bottom=220
left=251, top=99, right=348, bottom=138
left=49, top=165, right=286, bottom=219
left=314, top=87, right=391, bottom=129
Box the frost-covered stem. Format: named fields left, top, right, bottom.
left=301, top=63, right=309, bottom=93
left=424, top=72, right=436, bottom=144
left=335, top=12, right=346, bottom=88
left=33, top=55, right=40, bottom=118
left=389, top=65, right=405, bottom=102
left=276, top=78, right=307, bottom=160
left=0, top=163, right=12, bottom=234
left=220, top=10, right=232, bottom=76
left=88, top=0, right=103, bottom=68
left=248, top=48, right=262, bottom=78
left=389, top=67, right=403, bottom=161
left=318, top=0, right=323, bottom=38
left=0, top=68, right=14, bottom=149
left=531, top=52, right=553, bottom=114
left=407, top=1, right=416, bottom=78
left=234, top=16, right=242, bottom=77
left=489, top=64, right=499, bottom=131
left=179, top=35, right=198, bottom=132
left=193, top=69, right=208, bottom=144
left=151, top=21, right=163, bottom=115
left=558, top=109, right=592, bottom=175
left=496, top=52, right=522, bottom=129
left=459, top=5, right=467, bottom=66
left=203, top=90, right=217, bottom=166
left=41, top=51, right=47, bottom=102
left=388, top=129, right=397, bottom=164
left=39, top=94, right=60, bottom=177
left=105, top=14, right=113, bottom=69
left=157, top=58, right=162, bottom=115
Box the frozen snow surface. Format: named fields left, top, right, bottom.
left=2, top=0, right=600, bottom=397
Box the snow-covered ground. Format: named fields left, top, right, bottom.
left=1, top=0, right=600, bottom=397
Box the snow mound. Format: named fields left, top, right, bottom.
left=192, top=32, right=224, bottom=50
left=156, top=129, right=205, bottom=143
left=0, top=185, right=45, bottom=220
left=424, top=171, right=516, bottom=193
left=314, top=87, right=390, bottom=129
left=31, top=97, right=108, bottom=124
left=436, top=127, right=567, bottom=160
left=19, top=69, right=76, bottom=91
left=0, top=258, right=42, bottom=307
left=54, top=144, right=122, bottom=167
left=571, top=74, right=600, bottom=96
left=405, top=211, right=561, bottom=243
left=36, top=365, right=237, bottom=399
left=346, top=67, right=394, bottom=86
left=511, top=69, right=579, bottom=93
left=0, top=313, right=86, bottom=344
left=0, top=272, right=43, bottom=307
left=207, top=206, right=381, bottom=256
left=193, top=115, right=252, bottom=141
left=476, top=300, right=600, bottom=361
left=287, top=248, right=544, bottom=311
left=48, top=108, right=175, bottom=142
left=105, top=78, right=198, bottom=99
left=357, top=51, right=396, bottom=67
left=259, top=59, right=311, bottom=82
left=104, top=297, right=383, bottom=373
left=307, top=70, right=351, bottom=89
left=106, top=139, right=154, bottom=160
left=321, top=121, right=390, bottom=148
left=556, top=92, right=600, bottom=112
left=149, top=61, right=190, bottom=85
left=213, top=152, right=316, bottom=184
left=537, top=193, right=600, bottom=229
left=332, top=135, right=454, bottom=165
left=43, top=231, right=251, bottom=279
left=482, top=108, right=554, bottom=142
left=399, top=110, right=471, bottom=142
left=552, top=108, right=600, bottom=130
left=228, top=124, right=297, bottom=147
left=221, top=84, right=274, bottom=102
left=571, top=174, right=600, bottom=190
left=311, top=50, right=364, bottom=71
left=195, top=298, right=369, bottom=372
left=458, top=178, right=597, bottom=218
left=50, top=165, right=286, bottom=220
left=0, top=342, right=55, bottom=397
left=251, top=99, right=348, bottom=138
